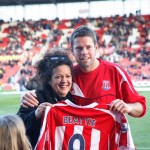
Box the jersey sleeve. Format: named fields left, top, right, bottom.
left=35, top=106, right=52, bottom=150
left=115, top=65, right=146, bottom=117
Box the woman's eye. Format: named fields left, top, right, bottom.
left=55, top=76, right=61, bottom=79
left=66, top=75, right=71, bottom=78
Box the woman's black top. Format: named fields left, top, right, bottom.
left=17, top=86, right=73, bottom=148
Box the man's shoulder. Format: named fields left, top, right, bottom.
left=100, top=59, right=122, bottom=70
left=73, top=64, right=79, bottom=70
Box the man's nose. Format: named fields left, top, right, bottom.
left=81, top=47, right=87, bottom=54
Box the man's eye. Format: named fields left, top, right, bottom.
left=76, top=47, right=82, bottom=51
left=87, top=46, right=92, bottom=49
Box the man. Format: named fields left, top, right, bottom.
left=22, top=25, right=146, bottom=118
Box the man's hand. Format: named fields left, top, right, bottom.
left=109, top=99, right=143, bottom=117
left=21, top=90, right=39, bottom=108
left=109, top=99, right=131, bottom=114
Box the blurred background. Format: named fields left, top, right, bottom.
left=0, top=0, right=150, bottom=91
left=0, top=0, right=150, bottom=149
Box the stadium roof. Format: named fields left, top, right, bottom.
left=0, top=0, right=106, bottom=6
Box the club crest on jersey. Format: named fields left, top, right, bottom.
left=102, top=80, right=110, bottom=91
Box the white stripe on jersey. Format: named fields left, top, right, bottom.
left=55, top=126, right=65, bottom=150
left=115, top=66, right=135, bottom=93
left=73, top=125, right=83, bottom=134
left=126, top=124, right=135, bottom=149
left=54, top=100, right=99, bottom=108
left=72, top=82, right=85, bottom=97
left=65, top=99, right=99, bottom=108
left=90, top=128, right=100, bottom=150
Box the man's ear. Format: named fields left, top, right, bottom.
left=70, top=47, right=74, bottom=53
left=95, top=43, right=99, bottom=52
left=69, top=47, right=73, bottom=52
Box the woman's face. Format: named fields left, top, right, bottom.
left=49, top=64, right=72, bottom=97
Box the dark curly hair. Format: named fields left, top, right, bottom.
left=35, top=50, right=74, bottom=89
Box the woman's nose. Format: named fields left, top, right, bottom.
left=61, top=76, right=67, bottom=82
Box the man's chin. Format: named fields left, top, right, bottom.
left=79, top=60, right=89, bottom=65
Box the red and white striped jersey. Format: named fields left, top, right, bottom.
left=35, top=100, right=135, bottom=150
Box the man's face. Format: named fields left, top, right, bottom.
left=72, top=36, right=98, bottom=71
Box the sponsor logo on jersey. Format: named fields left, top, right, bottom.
left=102, top=80, right=110, bottom=90
left=121, top=123, right=128, bottom=133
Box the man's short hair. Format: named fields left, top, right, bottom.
left=70, top=25, right=98, bottom=47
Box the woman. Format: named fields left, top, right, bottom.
left=17, top=50, right=74, bottom=148
left=0, top=114, right=32, bottom=150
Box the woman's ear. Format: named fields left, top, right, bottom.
left=49, top=81, right=51, bottom=86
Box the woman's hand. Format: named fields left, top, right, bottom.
left=35, top=102, right=53, bottom=119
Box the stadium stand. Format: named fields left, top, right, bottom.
left=0, top=13, right=150, bottom=90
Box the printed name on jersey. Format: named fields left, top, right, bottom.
left=63, top=116, right=96, bottom=127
